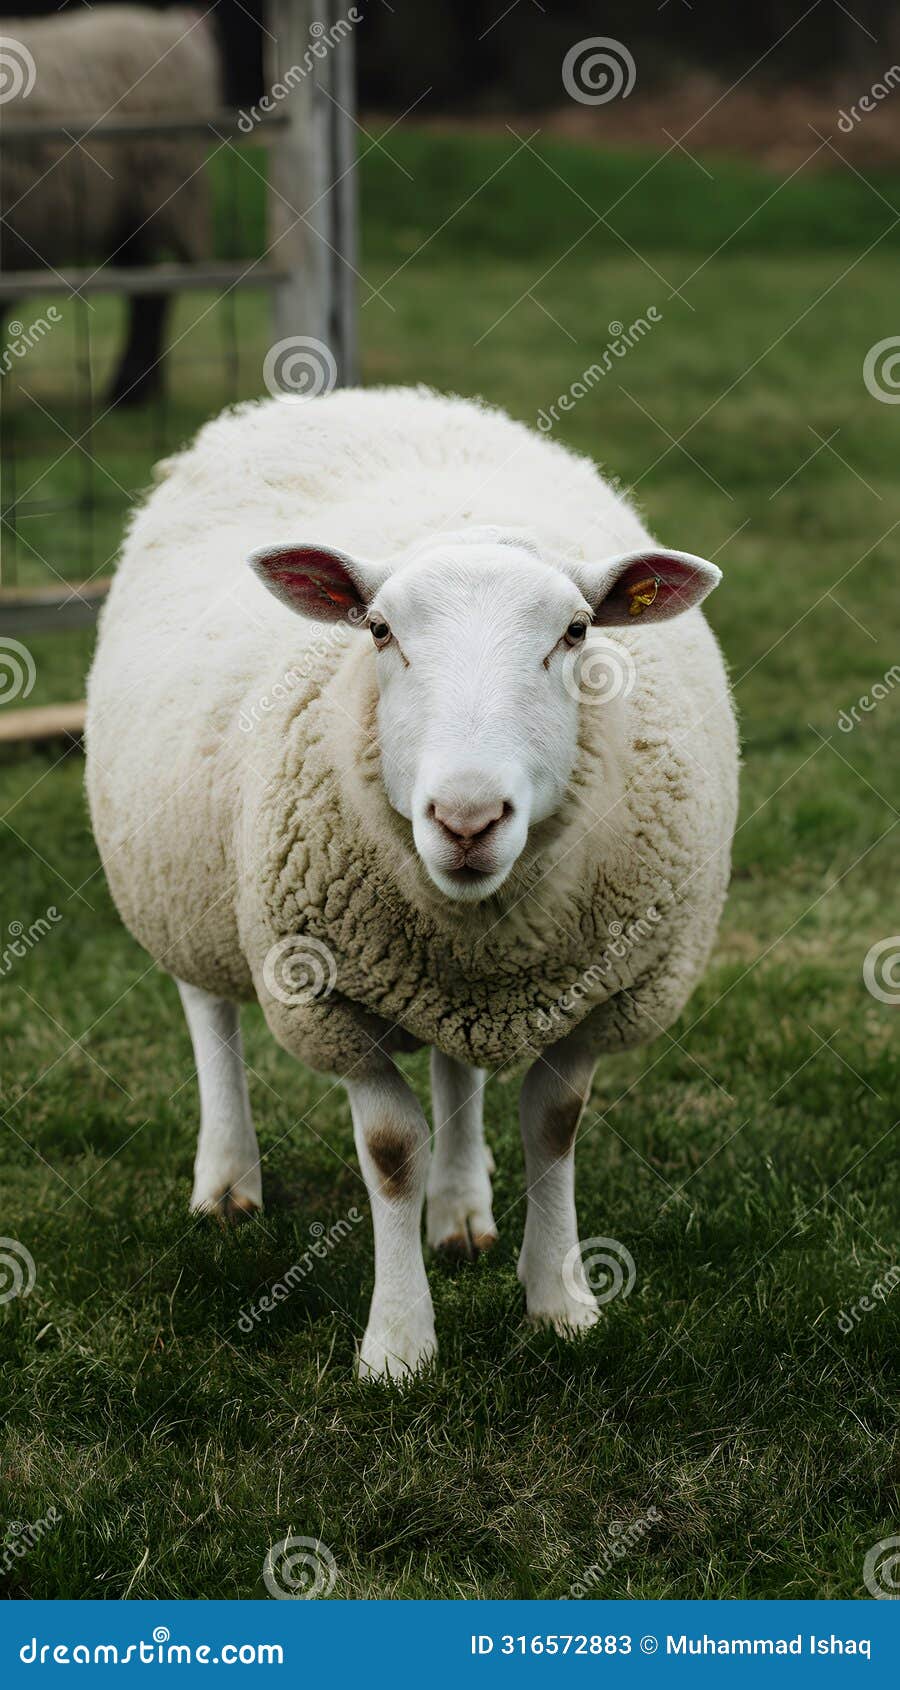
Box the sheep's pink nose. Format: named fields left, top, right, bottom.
left=429, top=798, right=509, bottom=847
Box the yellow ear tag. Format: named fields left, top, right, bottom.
left=626, top=576, right=660, bottom=617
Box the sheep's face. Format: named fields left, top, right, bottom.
left=249, top=529, right=720, bottom=905
left=365, top=539, right=590, bottom=902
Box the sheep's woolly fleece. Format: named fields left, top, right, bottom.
left=86, top=387, right=739, bottom=1075
left=2, top=7, right=217, bottom=273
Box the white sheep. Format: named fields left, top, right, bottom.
left=2, top=6, right=219, bottom=405
left=86, top=385, right=739, bottom=1380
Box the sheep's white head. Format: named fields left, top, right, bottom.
left=249, top=528, right=720, bottom=903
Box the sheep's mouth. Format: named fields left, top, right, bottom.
left=443, top=862, right=495, bottom=885
left=421, top=852, right=520, bottom=904
left=412, top=804, right=529, bottom=903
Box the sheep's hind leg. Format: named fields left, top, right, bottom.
left=176, top=979, right=262, bottom=1221
left=108, top=294, right=168, bottom=407
left=518, top=1032, right=598, bottom=1333
left=107, top=229, right=169, bottom=407
left=347, top=1064, right=436, bottom=1381
left=427, top=1050, right=496, bottom=1258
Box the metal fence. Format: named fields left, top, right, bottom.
left=0, top=0, right=358, bottom=737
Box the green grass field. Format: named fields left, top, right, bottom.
left=1, top=130, right=898, bottom=1599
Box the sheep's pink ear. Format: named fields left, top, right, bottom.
left=248, top=543, right=384, bottom=623
left=587, top=548, right=721, bottom=627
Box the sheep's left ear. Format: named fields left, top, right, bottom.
left=248, top=543, right=388, bottom=623
left=579, top=548, right=721, bottom=627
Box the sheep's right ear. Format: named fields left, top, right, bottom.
left=248, top=543, right=386, bottom=623
left=574, top=548, right=722, bottom=627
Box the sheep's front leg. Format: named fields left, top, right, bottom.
left=177, top=979, right=262, bottom=1220
left=518, top=1033, right=599, bottom=1332
left=427, top=1050, right=497, bottom=1258
left=347, top=1064, right=436, bottom=1381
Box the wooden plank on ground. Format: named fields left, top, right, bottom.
left=0, top=578, right=111, bottom=634
left=0, top=701, right=85, bottom=747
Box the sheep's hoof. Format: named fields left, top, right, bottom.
left=191, top=1173, right=262, bottom=1225
left=435, top=1225, right=498, bottom=1264
left=218, top=1192, right=261, bottom=1225
left=427, top=1190, right=497, bottom=1261
left=526, top=1298, right=601, bottom=1336
left=357, top=1317, right=437, bottom=1383
left=191, top=1191, right=262, bottom=1226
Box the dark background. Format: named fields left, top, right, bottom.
left=5, top=0, right=900, bottom=110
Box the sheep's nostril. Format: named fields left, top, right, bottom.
left=429, top=798, right=512, bottom=848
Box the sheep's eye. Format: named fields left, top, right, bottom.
left=565, top=619, right=588, bottom=645
left=370, top=620, right=391, bottom=648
